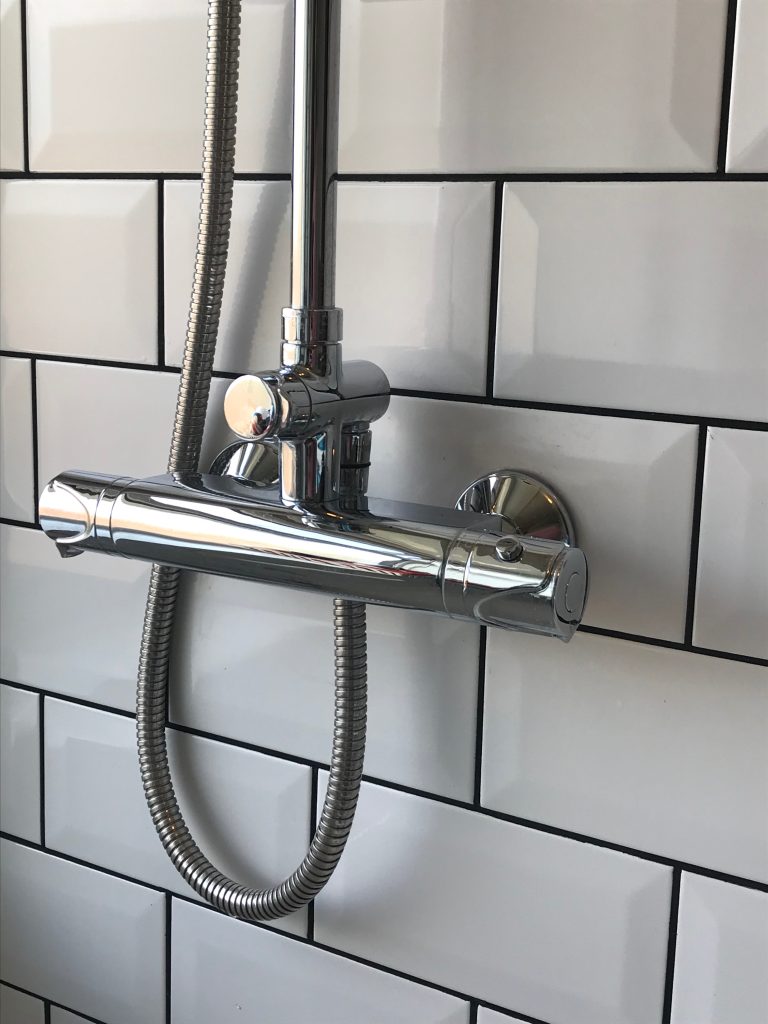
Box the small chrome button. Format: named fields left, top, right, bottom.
left=495, top=536, right=524, bottom=562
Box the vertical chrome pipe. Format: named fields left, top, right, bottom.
left=282, top=0, right=343, bottom=367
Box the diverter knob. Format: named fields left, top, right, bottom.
left=224, top=375, right=280, bottom=440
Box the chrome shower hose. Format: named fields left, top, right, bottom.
left=136, top=0, right=367, bottom=921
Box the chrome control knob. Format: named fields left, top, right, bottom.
left=224, top=375, right=279, bottom=440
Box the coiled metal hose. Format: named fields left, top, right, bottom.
left=136, top=0, right=368, bottom=922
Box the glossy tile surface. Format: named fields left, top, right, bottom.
left=0, top=0, right=24, bottom=170
left=0, top=180, right=157, bottom=362
left=337, top=183, right=492, bottom=393
left=36, top=361, right=230, bottom=491
left=0, top=685, right=40, bottom=843
left=495, top=183, right=768, bottom=419
left=44, top=698, right=310, bottom=935
left=0, top=357, right=35, bottom=522
left=727, top=0, right=768, bottom=171
left=171, top=899, right=469, bottom=1024
left=694, top=429, right=768, bottom=660
left=0, top=524, right=150, bottom=711
left=27, top=0, right=292, bottom=172
left=672, top=875, right=768, bottom=1024
left=0, top=985, right=45, bottom=1024
left=483, top=631, right=768, bottom=883
left=368, top=397, right=698, bottom=641
left=0, top=839, right=165, bottom=1024
left=172, top=578, right=479, bottom=800
left=477, top=1012, right=526, bottom=1024
left=164, top=180, right=291, bottom=374
left=50, top=1012, right=91, bottom=1024
left=315, top=781, right=672, bottom=1024
left=338, top=0, right=727, bottom=172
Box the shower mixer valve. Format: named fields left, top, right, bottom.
left=39, top=329, right=588, bottom=641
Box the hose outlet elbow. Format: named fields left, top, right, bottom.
left=39, top=471, right=131, bottom=558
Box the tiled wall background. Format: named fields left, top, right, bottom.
left=1, top=1, right=767, bottom=1022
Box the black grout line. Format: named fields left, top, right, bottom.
left=0, top=515, right=39, bottom=530
left=3, top=347, right=768, bottom=432
left=19, top=0, right=29, bottom=172
left=307, top=766, right=319, bottom=941
left=684, top=427, right=709, bottom=646
left=468, top=1001, right=479, bottom=1024
left=484, top=181, right=504, bottom=398
left=4, top=686, right=768, bottom=893
left=165, top=894, right=173, bottom=1024
left=38, top=693, right=45, bottom=847
left=472, top=628, right=488, bottom=807
left=0, top=980, right=107, bottom=1024
left=0, top=348, right=181, bottom=374
left=157, top=180, right=167, bottom=368
left=0, top=680, right=136, bottom=719
left=661, top=868, right=682, bottom=1024
left=2, top=169, right=767, bottom=183
left=389, top=386, right=768, bottom=431
left=716, top=0, right=741, bottom=172
left=29, top=358, right=39, bottom=524
left=579, top=623, right=768, bottom=668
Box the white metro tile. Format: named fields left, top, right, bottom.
left=337, top=183, right=493, bottom=394
left=368, top=397, right=698, bottom=640
left=27, top=0, right=292, bottom=173
left=172, top=577, right=479, bottom=801
left=50, top=1013, right=91, bottom=1024
left=171, top=898, right=468, bottom=1024
left=0, top=180, right=157, bottom=362
left=36, top=360, right=175, bottom=487
left=0, top=524, right=150, bottom=711
left=0, top=839, right=165, bottom=1024
left=0, top=985, right=45, bottom=1024
left=0, top=357, right=35, bottom=521
left=315, top=781, right=672, bottom=1024
left=44, top=698, right=310, bottom=936
left=495, top=183, right=768, bottom=419
left=338, top=0, right=726, bottom=172
left=694, top=429, right=768, bottom=660
left=36, top=361, right=230, bottom=492
left=483, top=631, right=768, bottom=883
left=0, top=685, right=40, bottom=844
left=0, top=0, right=24, bottom=170
left=164, top=180, right=291, bottom=374
left=727, top=0, right=768, bottom=171
left=672, top=874, right=768, bottom=1024
left=477, top=1012, right=527, bottom=1024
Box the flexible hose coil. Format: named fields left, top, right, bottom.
left=136, top=0, right=368, bottom=921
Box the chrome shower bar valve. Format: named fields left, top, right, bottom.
left=40, top=465, right=588, bottom=641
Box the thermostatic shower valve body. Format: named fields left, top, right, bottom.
left=40, top=463, right=587, bottom=641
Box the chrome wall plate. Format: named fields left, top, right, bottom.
left=210, top=440, right=280, bottom=487
left=455, top=470, right=576, bottom=546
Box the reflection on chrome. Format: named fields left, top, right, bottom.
left=40, top=469, right=587, bottom=641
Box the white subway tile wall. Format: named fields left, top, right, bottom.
left=0, top=356, right=34, bottom=521
left=727, top=0, right=768, bottom=171
left=671, top=874, right=768, bottom=1024
left=1, top=1, right=766, bottom=1022
left=0, top=685, right=40, bottom=843
left=0, top=984, right=45, bottom=1024
left=0, top=0, right=24, bottom=171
